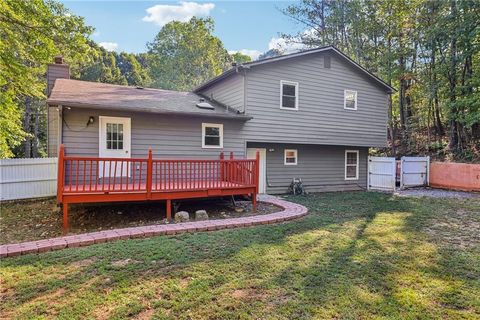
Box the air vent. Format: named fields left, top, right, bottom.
left=196, top=102, right=215, bottom=110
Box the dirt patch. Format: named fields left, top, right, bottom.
left=424, top=207, right=480, bottom=249
left=230, top=288, right=268, bottom=301
left=0, top=197, right=281, bottom=245
left=72, top=258, right=96, bottom=268
left=111, top=259, right=140, bottom=267
left=133, top=308, right=154, bottom=320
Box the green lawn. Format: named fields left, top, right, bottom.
left=1, top=192, right=479, bottom=319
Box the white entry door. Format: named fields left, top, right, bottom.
left=99, top=116, right=131, bottom=177
left=247, top=148, right=266, bottom=194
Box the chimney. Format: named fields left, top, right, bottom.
left=47, top=55, right=70, bottom=96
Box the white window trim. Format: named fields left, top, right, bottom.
left=284, top=149, right=298, bottom=165
left=202, top=123, right=223, bottom=149
left=345, top=150, right=359, bottom=180
left=280, top=80, right=299, bottom=110
left=344, top=89, right=358, bottom=110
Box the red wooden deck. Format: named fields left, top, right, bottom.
left=57, top=145, right=259, bottom=233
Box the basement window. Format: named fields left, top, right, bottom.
left=345, top=150, right=359, bottom=180
left=280, top=80, right=299, bottom=110
left=284, top=149, right=298, bottom=165
left=202, top=123, right=223, bottom=148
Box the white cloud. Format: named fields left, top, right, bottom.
left=93, top=31, right=101, bottom=37
left=268, top=28, right=316, bottom=54
left=143, top=2, right=215, bottom=27
left=229, top=49, right=262, bottom=61
left=99, top=42, right=118, bottom=51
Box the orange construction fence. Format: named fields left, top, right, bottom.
left=429, top=162, right=480, bottom=192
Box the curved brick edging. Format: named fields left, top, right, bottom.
left=0, top=196, right=307, bottom=258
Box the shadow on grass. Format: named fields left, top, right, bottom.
left=1, top=192, right=479, bottom=318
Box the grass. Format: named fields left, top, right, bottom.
left=1, top=192, right=479, bottom=319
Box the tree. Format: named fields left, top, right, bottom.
left=117, top=52, right=151, bottom=86
left=0, top=0, right=92, bottom=158
left=231, top=52, right=252, bottom=64
left=147, top=17, right=232, bottom=91
left=282, top=0, right=480, bottom=161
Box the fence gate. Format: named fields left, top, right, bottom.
left=368, top=156, right=396, bottom=191
left=400, top=156, right=429, bottom=189
left=0, top=157, right=58, bottom=201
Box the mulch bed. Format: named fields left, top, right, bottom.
left=0, top=197, right=281, bottom=245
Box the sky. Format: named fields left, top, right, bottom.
left=58, top=1, right=304, bottom=60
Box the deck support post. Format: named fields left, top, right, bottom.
left=253, top=151, right=260, bottom=212
left=57, top=144, right=65, bottom=205
left=62, top=203, right=69, bottom=234
left=146, top=148, right=153, bottom=199
left=166, top=199, right=172, bottom=220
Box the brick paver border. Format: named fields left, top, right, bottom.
left=0, top=196, right=307, bottom=258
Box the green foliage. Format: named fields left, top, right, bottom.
left=147, top=17, right=232, bottom=91
left=283, top=0, right=480, bottom=161
left=0, top=0, right=92, bottom=158
left=231, top=52, right=252, bottom=64
left=73, top=42, right=151, bottom=87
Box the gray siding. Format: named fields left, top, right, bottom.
left=61, top=107, right=246, bottom=159
left=248, top=142, right=368, bottom=194
left=201, top=73, right=244, bottom=112
left=243, top=53, right=388, bottom=147
left=199, top=52, right=389, bottom=148
left=47, top=106, right=59, bottom=157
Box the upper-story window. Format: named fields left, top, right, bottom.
left=280, top=80, right=299, bottom=110
left=202, top=123, right=223, bottom=148
left=344, top=90, right=357, bottom=110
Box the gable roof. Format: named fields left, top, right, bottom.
left=47, top=79, right=252, bottom=120
left=194, top=45, right=395, bottom=93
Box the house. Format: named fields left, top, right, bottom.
left=47, top=46, right=394, bottom=203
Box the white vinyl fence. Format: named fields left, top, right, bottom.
left=400, top=156, right=430, bottom=189
left=368, top=156, right=397, bottom=191
left=0, top=158, right=58, bottom=201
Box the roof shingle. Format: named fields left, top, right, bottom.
left=47, top=79, right=251, bottom=120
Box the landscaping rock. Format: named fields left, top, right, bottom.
left=174, top=211, right=190, bottom=223
left=234, top=207, right=245, bottom=213
left=195, top=210, right=209, bottom=221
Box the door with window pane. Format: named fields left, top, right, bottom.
left=99, top=116, right=131, bottom=177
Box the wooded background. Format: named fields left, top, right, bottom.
left=1, top=0, right=478, bottom=162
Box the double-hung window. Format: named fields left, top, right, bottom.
left=345, top=150, right=359, bottom=180
left=202, top=123, right=223, bottom=148
left=280, top=80, right=299, bottom=110
left=344, top=90, right=357, bottom=110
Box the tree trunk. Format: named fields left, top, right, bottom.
left=448, top=0, right=459, bottom=152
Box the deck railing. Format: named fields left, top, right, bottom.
left=57, top=145, right=259, bottom=203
